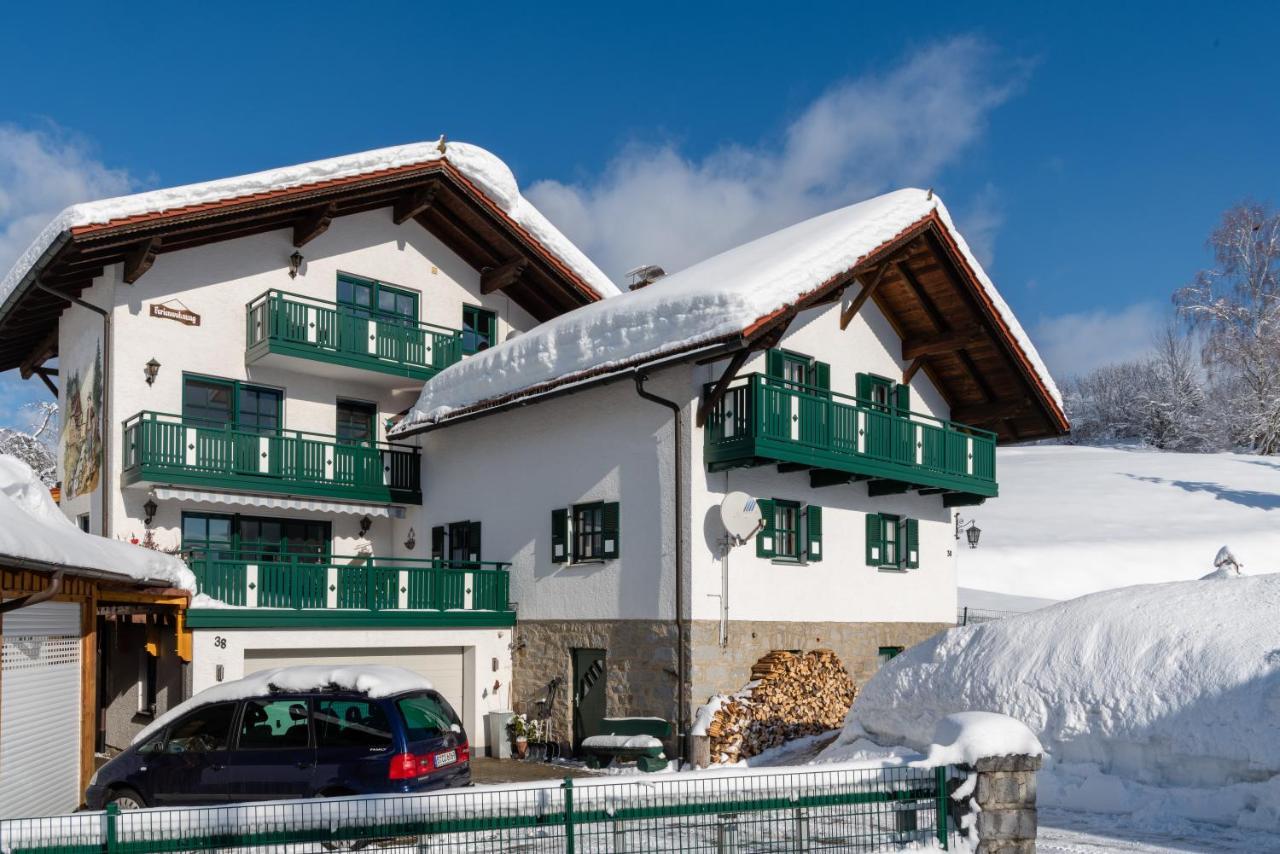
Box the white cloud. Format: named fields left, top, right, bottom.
left=0, top=124, right=135, bottom=275
left=528, top=36, right=1026, bottom=282
left=1030, top=301, right=1168, bottom=382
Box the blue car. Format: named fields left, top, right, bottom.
left=86, top=688, right=470, bottom=809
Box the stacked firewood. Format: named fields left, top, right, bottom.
left=705, top=649, right=857, bottom=764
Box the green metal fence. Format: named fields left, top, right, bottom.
left=0, top=764, right=963, bottom=853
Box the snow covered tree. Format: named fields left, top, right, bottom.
left=1175, top=202, right=1280, bottom=454
left=0, top=401, right=59, bottom=486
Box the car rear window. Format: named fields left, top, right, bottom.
left=314, top=698, right=393, bottom=749
left=395, top=693, right=461, bottom=741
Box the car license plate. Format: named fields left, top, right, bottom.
left=435, top=749, right=456, bottom=767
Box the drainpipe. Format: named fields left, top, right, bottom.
left=632, top=371, right=686, bottom=762
left=34, top=280, right=111, bottom=537
left=0, top=571, right=65, bottom=615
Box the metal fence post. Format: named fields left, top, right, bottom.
left=716, top=815, right=739, bottom=853
left=103, top=801, right=119, bottom=853
left=563, top=777, right=576, bottom=854
left=935, top=766, right=948, bottom=850
left=792, top=807, right=809, bottom=852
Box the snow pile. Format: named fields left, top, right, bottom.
left=133, top=664, right=433, bottom=745
left=837, top=573, right=1280, bottom=830
left=393, top=188, right=1059, bottom=432
left=961, top=444, right=1280, bottom=600
left=0, top=455, right=194, bottom=592
left=0, top=139, right=618, bottom=308
left=910, top=713, right=1043, bottom=768
left=581, top=734, right=664, bottom=751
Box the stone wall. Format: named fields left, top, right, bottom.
left=512, top=619, right=680, bottom=752
left=968, top=754, right=1041, bottom=854
left=689, top=619, right=950, bottom=711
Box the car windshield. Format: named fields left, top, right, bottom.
left=395, top=693, right=460, bottom=741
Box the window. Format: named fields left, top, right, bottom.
left=865, top=514, right=919, bottom=569
left=166, top=702, right=236, bottom=753
left=461, top=305, right=496, bottom=355
left=313, top=699, right=393, bottom=749
left=755, top=500, right=823, bottom=563
left=182, top=512, right=234, bottom=559
left=551, top=502, right=620, bottom=563
left=395, top=693, right=461, bottom=742
left=77, top=514, right=90, bottom=533
left=765, top=349, right=830, bottom=395
left=182, top=512, right=330, bottom=562
left=431, top=521, right=482, bottom=566
left=182, top=376, right=282, bottom=433
left=336, top=399, right=377, bottom=444
left=337, top=274, right=418, bottom=322
left=856, top=373, right=910, bottom=415
left=238, top=698, right=311, bottom=749
left=878, top=646, right=904, bottom=667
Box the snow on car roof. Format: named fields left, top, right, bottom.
left=133, top=664, right=434, bottom=745
left=392, top=188, right=1061, bottom=434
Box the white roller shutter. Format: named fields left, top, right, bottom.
left=1, top=602, right=83, bottom=818
left=243, top=647, right=466, bottom=725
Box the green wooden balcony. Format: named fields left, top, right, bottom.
left=184, top=552, right=514, bottom=628
left=122, top=411, right=422, bottom=504
left=245, top=290, right=464, bottom=381
left=704, top=373, right=998, bottom=501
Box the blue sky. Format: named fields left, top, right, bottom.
left=1, top=1, right=1277, bottom=428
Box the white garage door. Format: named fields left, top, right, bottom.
left=243, top=647, right=466, bottom=724
left=1, top=601, right=83, bottom=818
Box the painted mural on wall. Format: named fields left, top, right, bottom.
left=61, top=341, right=103, bottom=500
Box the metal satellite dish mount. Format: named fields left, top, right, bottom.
left=711, top=492, right=764, bottom=648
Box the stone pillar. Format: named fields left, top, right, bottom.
left=968, top=754, right=1041, bottom=853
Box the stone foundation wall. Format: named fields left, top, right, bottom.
left=689, top=619, right=951, bottom=710
left=512, top=619, right=680, bottom=751
left=969, top=754, right=1041, bottom=853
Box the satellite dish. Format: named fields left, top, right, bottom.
left=720, top=492, right=764, bottom=542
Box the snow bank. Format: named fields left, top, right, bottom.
left=840, top=573, right=1280, bottom=830
left=0, top=139, right=618, bottom=308
left=393, top=188, right=1060, bottom=433
left=910, top=713, right=1042, bottom=768
left=581, top=734, right=664, bottom=751
left=0, top=455, right=194, bottom=591
left=960, top=444, right=1280, bottom=599
left=133, top=664, right=433, bottom=745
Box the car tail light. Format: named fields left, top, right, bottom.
left=389, top=753, right=424, bottom=780
left=457, top=741, right=471, bottom=763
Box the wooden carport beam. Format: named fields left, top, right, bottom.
left=19, top=328, right=57, bottom=379
left=480, top=258, right=529, bottom=294
left=292, top=203, right=337, bottom=247
left=392, top=185, right=438, bottom=225
left=951, top=398, right=1032, bottom=424
left=123, top=237, right=161, bottom=284
left=901, top=325, right=987, bottom=361
left=696, top=347, right=752, bottom=428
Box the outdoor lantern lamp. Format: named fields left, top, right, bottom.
left=955, top=515, right=981, bottom=549
left=289, top=250, right=304, bottom=278
left=143, top=498, right=158, bottom=526
left=358, top=515, right=373, bottom=537
left=404, top=527, right=417, bottom=551
left=144, top=358, right=161, bottom=385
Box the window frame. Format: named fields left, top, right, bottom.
left=571, top=502, right=606, bottom=563
left=336, top=272, right=420, bottom=323
left=182, top=374, right=283, bottom=434
left=461, top=304, right=497, bottom=355
left=879, top=513, right=900, bottom=568
left=181, top=511, right=331, bottom=562
left=771, top=499, right=802, bottom=562
left=877, top=646, right=905, bottom=667
left=335, top=398, right=378, bottom=445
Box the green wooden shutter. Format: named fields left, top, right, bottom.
left=431, top=526, right=445, bottom=563
left=551, top=508, right=569, bottom=563
left=756, top=499, right=776, bottom=558
left=805, top=505, right=823, bottom=562
left=856, top=373, right=871, bottom=403
left=469, top=521, right=482, bottom=562
left=904, top=518, right=920, bottom=569
left=602, top=502, right=620, bottom=559
left=766, top=349, right=785, bottom=381
left=895, top=383, right=912, bottom=415
left=811, top=361, right=831, bottom=398
left=865, top=513, right=883, bottom=566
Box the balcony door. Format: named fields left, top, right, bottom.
left=182, top=377, right=283, bottom=477
left=183, top=512, right=331, bottom=608
left=337, top=274, right=423, bottom=364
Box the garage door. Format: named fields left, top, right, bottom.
left=243, top=647, right=466, bottom=724
left=1, top=602, right=82, bottom=818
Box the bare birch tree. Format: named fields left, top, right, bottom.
left=0, top=401, right=59, bottom=485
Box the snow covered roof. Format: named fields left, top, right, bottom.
left=133, top=664, right=433, bottom=745
left=0, top=137, right=618, bottom=326
left=392, top=188, right=1064, bottom=437
left=0, top=455, right=195, bottom=591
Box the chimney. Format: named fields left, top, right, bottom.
left=625, top=264, right=666, bottom=291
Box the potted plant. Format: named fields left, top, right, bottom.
left=508, top=714, right=530, bottom=759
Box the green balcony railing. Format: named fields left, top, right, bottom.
left=186, top=551, right=511, bottom=618
left=122, top=411, right=421, bottom=504
left=245, top=289, right=465, bottom=380
left=704, top=373, right=997, bottom=498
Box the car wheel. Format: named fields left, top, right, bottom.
left=107, top=788, right=146, bottom=810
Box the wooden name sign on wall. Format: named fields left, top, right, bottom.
left=149, top=303, right=201, bottom=326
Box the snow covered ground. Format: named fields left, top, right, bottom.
left=960, top=444, right=1280, bottom=600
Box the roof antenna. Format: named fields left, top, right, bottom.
left=926, top=188, right=933, bottom=200
left=436, top=134, right=447, bottom=154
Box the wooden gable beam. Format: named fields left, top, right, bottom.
left=292, top=203, right=337, bottom=248
left=895, top=260, right=949, bottom=333
left=19, top=328, right=58, bottom=379
left=123, top=237, right=161, bottom=284
left=902, top=356, right=926, bottom=386
left=902, top=325, right=987, bottom=361
left=480, top=258, right=529, bottom=295
left=34, top=368, right=58, bottom=398
left=392, top=185, right=438, bottom=225
left=839, top=264, right=889, bottom=330
left=696, top=347, right=752, bottom=428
